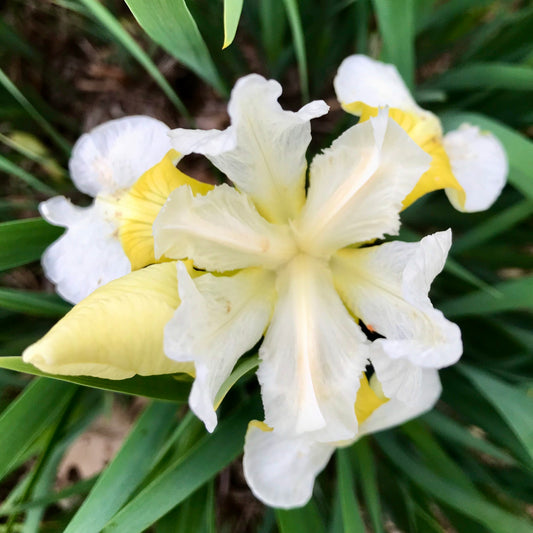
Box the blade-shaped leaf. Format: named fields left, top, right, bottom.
left=441, top=276, right=533, bottom=317
left=0, top=357, right=191, bottom=403
left=64, top=402, right=177, bottom=533
left=459, top=365, right=533, bottom=463
left=276, top=500, right=326, bottom=533
left=0, top=218, right=62, bottom=271
left=0, top=378, right=77, bottom=480
left=124, top=0, right=225, bottom=94
left=335, top=448, right=365, bottom=533
left=102, top=398, right=261, bottom=532
left=0, top=289, right=71, bottom=317
left=223, top=0, right=244, bottom=49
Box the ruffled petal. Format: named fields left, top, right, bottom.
left=153, top=183, right=296, bottom=272
left=358, top=369, right=442, bottom=437
left=243, top=421, right=335, bottom=509
left=296, top=109, right=431, bottom=256
left=332, top=230, right=462, bottom=370
left=443, top=124, right=508, bottom=212
left=119, top=150, right=213, bottom=270
left=169, top=74, right=329, bottom=223
left=23, top=262, right=193, bottom=379
left=39, top=196, right=131, bottom=304
left=334, top=55, right=420, bottom=114
left=258, top=255, right=369, bottom=442
left=164, top=263, right=276, bottom=432
left=69, top=116, right=171, bottom=197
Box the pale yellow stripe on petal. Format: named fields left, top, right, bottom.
left=23, top=262, right=194, bottom=379
left=354, top=374, right=389, bottom=424
left=119, top=150, right=213, bottom=270
left=342, top=103, right=466, bottom=209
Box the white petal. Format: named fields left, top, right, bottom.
left=243, top=423, right=335, bottom=509
left=153, top=183, right=296, bottom=272
left=169, top=74, right=329, bottom=223
left=39, top=196, right=130, bottom=304
left=334, top=54, right=420, bottom=112
left=296, top=109, right=431, bottom=256
left=332, top=230, right=462, bottom=369
left=358, top=369, right=442, bottom=437
left=258, top=255, right=369, bottom=442
left=444, top=124, right=508, bottom=212
left=69, top=116, right=171, bottom=197
left=164, top=263, right=276, bottom=432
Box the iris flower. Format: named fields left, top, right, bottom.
left=39, top=116, right=210, bottom=303
left=25, top=74, right=463, bottom=508
left=335, top=55, right=508, bottom=212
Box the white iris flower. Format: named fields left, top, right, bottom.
left=40, top=116, right=173, bottom=303
left=152, top=74, right=463, bottom=506
left=24, top=74, right=464, bottom=508
left=334, top=55, right=508, bottom=212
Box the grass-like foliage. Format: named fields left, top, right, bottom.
left=1, top=0, right=532, bottom=531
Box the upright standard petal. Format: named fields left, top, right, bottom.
left=164, top=263, right=276, bottom=432
left=39, top=196, right=131, bottom=304
left=443, top=124, right=508, bottom=212
left=119, top=150, right=213, bottom=270
left=258, top=255, right=370, bottom=442
left=358, top=369, right=442, bottom=437
left=154, top=183, right=296, bottom=272
left=23, top=262, right=193, bottom=379
left=169, top=74, right=329, bottom=223
left=243, top=422, right=335, bottom=509
left=332, top=230, right=462, bottom=376
left=296, top=109, right=431, bottom=256
left=69, top=116, right=171, bottom=197
left=334, top=54, right=420, bottom=115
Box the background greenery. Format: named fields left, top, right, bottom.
left=0, top=0, right=532, bottom=531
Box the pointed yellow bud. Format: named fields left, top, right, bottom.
left=23, top=262, right=194, bottom=379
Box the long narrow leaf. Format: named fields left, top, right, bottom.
left=0, top=378, right=77, bottom=480
left=0, top=218, right=61, bottom=271
left=0, top=357, right=191, bottom=403
left=78, top=0, right=189, bottom=117
left=223, top=0, right=244, bottom=49
left=65, top=402, right=177, bottom=533
left=0, top=289, right=70, bottom=317
left=336, top=448, right=365, bottom=533
left=124, top=0, right=225, bottom=94
left=102, top=398, right=261, bottom=532
left=0, top=154, right=56, bottom=195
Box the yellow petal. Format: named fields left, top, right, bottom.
left=119, top=150, right=213, bottom=270
left=23, top=262, right=194, bottom=379
left=342, top=102, right=466, bottom=209
left=354, top=374, right=389, bottom=424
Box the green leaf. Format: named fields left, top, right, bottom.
left=441, top=276, right=533, bottom=317
left=0, top=68, right=70, bottom=156
left=223, top=0, right=244, bottom=49
left=459, top=365, right=533, bottom=463
left=282, top=0, right=309, bottom=102
left=0, top=357, right=191, bottom=403
left=335, top=448, right=365, bottom=533
left=78, top=0, right=189, bottom=117
left=0, top=378, right=77, bottom=480
left=214, top=354, right=258, bottom=409
left=102, top=398, right=261, bottom=532
left=276, top=500, right=326, bottom=533
left=430, top=63, right=533, bottom=91
left=0, top=218, right=62, bottom=271
left=453, top=199, right=533, bottom=254
left=65, top=402, right=177, bottom=533
left=0, top=154, right=56, bottom=195
left=372, top=0, right=415, bottom=88
left=440, top=111, right=533, bottom=200
left=124, top=0, right=225, bottom=94
left=0, top=289, right=71, bottom=317
left=376, top=434, right=533, bottom=533
left=353, top=439, right=384, bottom=533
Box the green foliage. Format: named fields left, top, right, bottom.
left=0, top=0, right=532, bottom=531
